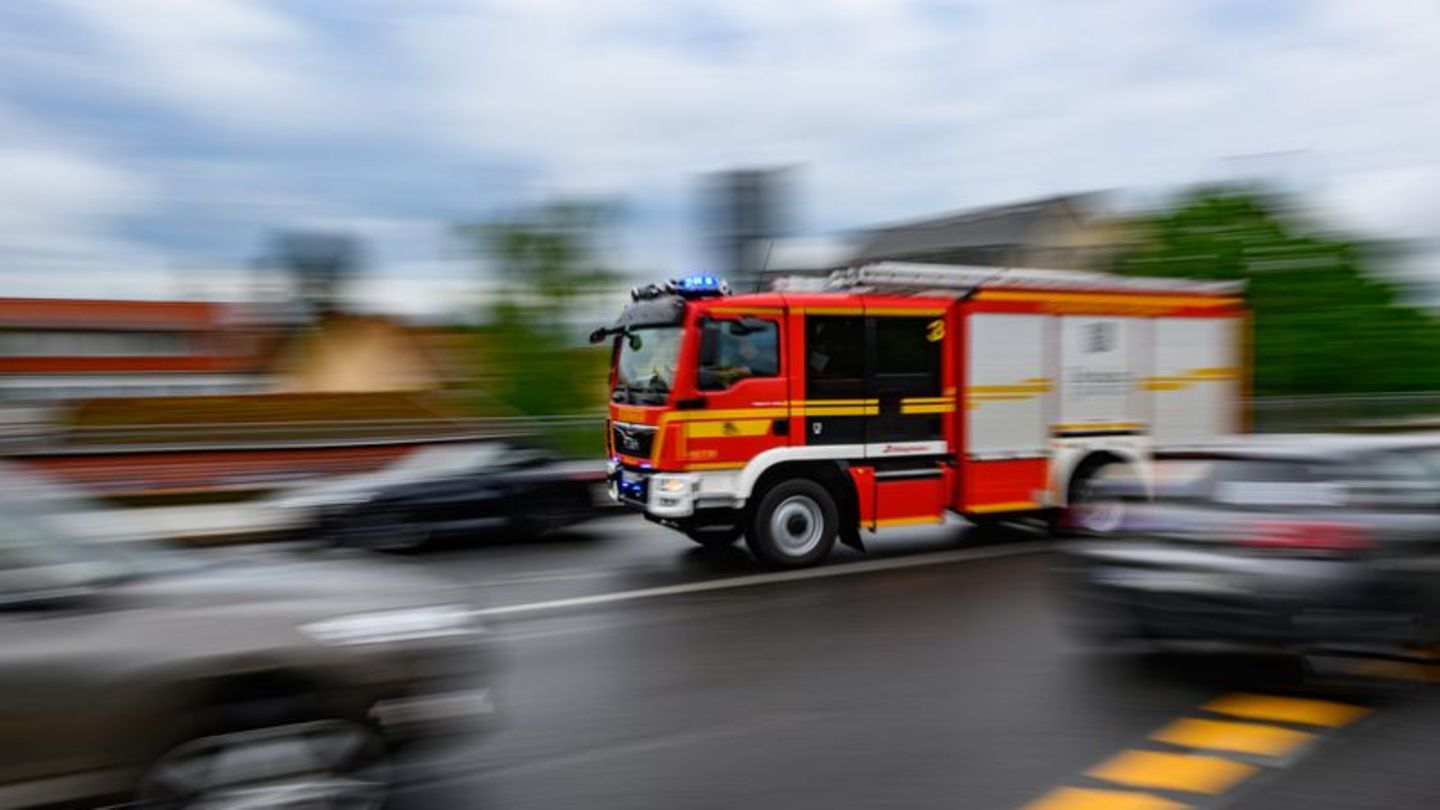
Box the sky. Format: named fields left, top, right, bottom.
left=0, top=0, right=1437, bottom=317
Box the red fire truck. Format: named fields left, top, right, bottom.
left=593, top=263, right=1247, bottom=568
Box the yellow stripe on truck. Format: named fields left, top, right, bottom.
left=685, top=420, right=773, bottom=439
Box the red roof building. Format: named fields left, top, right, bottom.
left=0, top=298, right=280, bottom=402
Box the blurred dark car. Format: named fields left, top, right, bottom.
left=270, top=442, right=606, bottom=551
left=1058, top=434, right=1440, bottom=658
left=0, top=468, right=491, bottom=809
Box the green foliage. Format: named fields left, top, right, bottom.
left=456, top=201, right=619, bottom=455
left=1116, top=187, right=1440, bottom=396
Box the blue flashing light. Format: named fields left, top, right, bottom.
left=671, top=274, right=731, bottom=298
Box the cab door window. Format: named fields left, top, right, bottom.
left=698, top=319, right=779, bottom=391
left=869, top=316, right=943, bottom=442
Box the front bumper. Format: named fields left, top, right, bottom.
left=608, top=463, right=705, bottom=518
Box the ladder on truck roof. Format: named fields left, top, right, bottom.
left=774, top=262, right=1244, bottom=298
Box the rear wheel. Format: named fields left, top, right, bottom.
left=745, top=479, right=838, bottom=569
left=340, top=516, right=428, bottom=552
left=1065, top=459, right=1132, bottom=536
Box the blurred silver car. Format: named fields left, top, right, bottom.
left=0, top=467, right=492, bottom=808
left=1058, top=434, right=1440, bottom=658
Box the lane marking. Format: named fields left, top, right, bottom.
left=471, top=541, right=1050, bottom=618
left=1024, top=690, right=1372, bottom=809
left=1150, top=718, right=1314, bottom=758
left=1202, top=693, right=1369, bottom=728
left=1088, top=750, right=1256, bottom=795
left=1023, top=787, right=1188, bottom=810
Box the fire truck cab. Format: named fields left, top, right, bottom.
left=595, top=263, right=1247, bottom=568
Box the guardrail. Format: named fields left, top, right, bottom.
left=1251, top=392, right=1440, bottom=432
left=2, top=413, right=607, bottom=455
left=7, top=392, right=1440, bottom=456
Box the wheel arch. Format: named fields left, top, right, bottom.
left=1051, top=445, right=1150, bottom=507
left=746, top=459, right=862, bottom=549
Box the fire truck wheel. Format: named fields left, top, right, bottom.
left=746, top=479, right=838, bottom=568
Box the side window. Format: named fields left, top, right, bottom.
left=873, top=317, right=941, bottom=391
left=805, top=316, right=865, bottom=399
left=699, top=320, right=779, bottom=391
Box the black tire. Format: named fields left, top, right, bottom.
left=138, top=711, right=391, bottom=808
left=685, top=525, right=744, bottom=548
left=745, top=478, right=839, bottom=569
left=1063, top=458, right=1131, bottom=537
left=340, top=515, right=429, bottom=552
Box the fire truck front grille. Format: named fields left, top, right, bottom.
left=611, top=422, right=656, bottom=459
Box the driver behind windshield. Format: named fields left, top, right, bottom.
left=712, top=328, right=778, bottom=385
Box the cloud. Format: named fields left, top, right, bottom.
left=0, top=0, right=1438, bottom=312
left=43, top=0, right=363, bottom=137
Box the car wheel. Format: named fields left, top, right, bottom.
left=745, top=479, right=838, bottom=569
left=1066, top=461, right=1132, bottom=536
left=138, top=718, right=391, bottom=809
left=343, top=518, right=428, bottom=552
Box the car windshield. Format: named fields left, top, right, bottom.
left=614, top=326, right=683, bottom=404
left=386, top=442, right=511, bottom=478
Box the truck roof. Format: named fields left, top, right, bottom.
left=773, top=262, right=1245, bottom=297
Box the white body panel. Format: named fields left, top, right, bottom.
left=966, top=314, right=1048, bottom=458
left=1057, top=316, right=1143, bottom=430
left=1150, top=317, right=1242, bottom=447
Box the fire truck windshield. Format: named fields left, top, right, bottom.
left=614, top=326, right=683, bottom=405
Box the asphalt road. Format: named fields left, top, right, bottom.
left=391, top=514, right=1440, bottom=809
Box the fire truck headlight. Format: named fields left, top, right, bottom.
left=655, top=476, right=692, bottom=494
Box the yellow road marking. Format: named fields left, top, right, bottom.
left=1088, top=750, right=1256, bottom=795
left=1024, top=787, right=1189, bottom=810
left=1203, top=693, right=1370, bottom=728
left=1151, top=717, right=1314, bottom=758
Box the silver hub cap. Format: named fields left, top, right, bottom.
left=769, top=495, right=824, bottom=557
left=1074, top=487, right=1125, bottom=534
left=142, top=720, right=390, bottom=809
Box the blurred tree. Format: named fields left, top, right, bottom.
left=1115, top=187, right=1440, bottom=396
left=455, top=200, right=621, bottom=453
left=262, top=231, right=362, bottom=317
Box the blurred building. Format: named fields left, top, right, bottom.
left=767, top=193, right=1132, bottom=279
left=0, top=298, right=279, bottom=403
left=703, top=168, right=793, bottom=292
left=271, top=314, right=453, bottom=393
